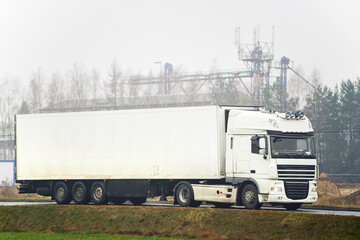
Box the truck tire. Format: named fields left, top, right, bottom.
left=213, top=202, right=233, bottom=208
left=283, top=203, right=301, bottom=211
left=175, top=182, right=201, bottom=207
left=241, top=184, right=262, bottom=209
left=91, top=181, right=108, bottom=205
left=110, top=197, right=127, bottom=205
left=72, top=181, right=90, bottom=204
left=53, top=182, right=71, bottom=204
left=129, top=197, right=147, bottom=205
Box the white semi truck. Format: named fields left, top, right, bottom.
left=16, top=105, right=318, bottom=210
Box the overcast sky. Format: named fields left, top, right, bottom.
left=0, top=0, right=359, bottom=88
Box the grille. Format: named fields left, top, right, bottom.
left=277, top=165, right=316, bottom=180
left=284, top=181, right=309, bottom=200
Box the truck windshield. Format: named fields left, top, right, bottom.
left=270, top=136, right=316, bottom=159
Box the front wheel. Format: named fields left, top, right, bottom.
left=283, top=203, right=302, bottom=211
left=91, top=181, right=108, bottom=205
left=241, top=184, right=262, bottom=209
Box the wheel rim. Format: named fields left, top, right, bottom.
left=179, top=187, right=190, bottom=203
left=75, top=186, right=84, bottom=199
left=244, top=189, right=255, bottom=205
left=57, top=187, right=65, bottom=199
left=93, top=186, right=103, bottom=200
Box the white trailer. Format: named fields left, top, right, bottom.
left=16, top=105, right=318, bottom=210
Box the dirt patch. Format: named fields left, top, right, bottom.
left=0, top=187, right=18, bottom=199
left=316, top=173, right=360, bottom=207
left=345, top=190, right=360, bottom=205
left=0, top=187, right=49, bottom=201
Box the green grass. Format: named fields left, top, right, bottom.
left=0, top=232, right=184, bottom=240
left=0, top=205, right=360, bottom=239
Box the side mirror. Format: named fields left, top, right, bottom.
left=259, top=138, right=266, bottom=149
left=259, top=137, right=268, bottom=159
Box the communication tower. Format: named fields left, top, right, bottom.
left=235, top=26, right=274, bottom=102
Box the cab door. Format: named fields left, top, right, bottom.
left=249, top=135, right=269, bottom=178
left=232, top=135, right=251, bottom=177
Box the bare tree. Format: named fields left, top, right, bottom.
left=29, top=69, right=45, bottom=113
left=47, top=72, right=65, bottom=111
left=89, top=68, right=102, bottom=110
left=0, top=76, right=22, bottom=159
left=69, top=63, right=88, bottom=109
left=105, top=59, right=123, bottom=108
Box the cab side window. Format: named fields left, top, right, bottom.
left=251, top=137, right=260, bottom=154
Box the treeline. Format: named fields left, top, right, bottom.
left=303, top=78, right=360, bottom=174
left=260, top=75, right=360, bottom=174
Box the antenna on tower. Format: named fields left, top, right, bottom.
left=235, top=26, right=241, bottom=46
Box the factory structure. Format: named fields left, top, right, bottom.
left=42, top=27, right=295, bottom=113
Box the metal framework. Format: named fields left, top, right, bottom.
left=235, top=27, right=274, bottom=102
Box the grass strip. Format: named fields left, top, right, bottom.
left=0, top=205, right=360, bottom=240
left=0, top=232, right=184, bottom=240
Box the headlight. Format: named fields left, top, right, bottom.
left=271, top=187, right=282, bottom=192
left=311, top=187, right=317, bottom=192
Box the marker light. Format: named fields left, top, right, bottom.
left=300, top=112, right=305, bottom=118
left=269, top=119, right=279, bottom=128
left=295, top=111, right=300, bottom=118
left=285, top=112, right=291, bottom=118
left=291, top=112, right=295, bottom=118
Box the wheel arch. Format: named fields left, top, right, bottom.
left=236, top=179, right=260, bottom=206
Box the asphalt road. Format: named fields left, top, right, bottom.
left=1, top=201, right=360, bottom=217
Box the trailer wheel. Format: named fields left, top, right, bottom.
left=213, top=202, right=233, bottom=208
left=72, top=181, right=90, bottom=204
left=91, top=181, right=108, bottom=205
left=53, top=182, right=71, bottom=204
left=175, top=182, right=201, bottom=207
left=241, top=184, right=262, bottom=209
left=283, top=203, right=301, bottom=211
left=129, top=197, right=147, bottom=205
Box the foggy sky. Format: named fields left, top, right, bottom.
left=0, top=0, right=359, bottom=87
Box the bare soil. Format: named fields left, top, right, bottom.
left=315, top=173, right=360, bottom=207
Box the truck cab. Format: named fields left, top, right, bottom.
left=225, top=109, right=318, bottom=210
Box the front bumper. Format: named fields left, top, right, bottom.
left=258, top=180, right=318, bottom=204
